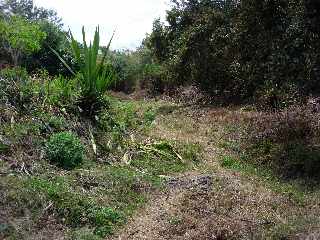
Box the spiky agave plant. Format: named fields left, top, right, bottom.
left=51, top=26, right=115, bottom=114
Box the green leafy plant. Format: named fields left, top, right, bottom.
left=46, top=132, right=84, bottom=169
left=51, top=26, right=115, bottom=114
left=28, top=177, right=122, bottom=237
left=0, top=16, right=46, bottom=66
left=47, top=75, right=79, bottom=106
left=0, top=142, right=10, bottom=154
left=0, top=67, right=37, bottom=110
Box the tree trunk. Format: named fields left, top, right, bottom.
left=11, top=50, right=20, bottom=67
left=7, top=46, right=20, bottom=67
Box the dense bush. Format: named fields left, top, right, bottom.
left=108, top=50, right=139, bottom=93
left=25, top=20, right=77, bottom=76
left=0, top=0, right=77, bottom=76
left=245, top=103, right=320, bottom=178
left=146, top=0, right=320, bottom=105
left=46, top=132, right=84, bottom=169
left=0, top=15, right=46, bottom=66
left=0, top=67, right=35, bottom=110
left=140, top=63, right=168, bottom=94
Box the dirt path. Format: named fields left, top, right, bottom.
left=110, top=105, right=320, bottom=240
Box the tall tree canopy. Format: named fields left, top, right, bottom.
left=0, top=0, right=75, bottom=75
left=146, top=0, right=320, bottom=104
left=0, top=15, right=46, bottom=66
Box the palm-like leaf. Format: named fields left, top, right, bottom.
left=51, top=26, right=115, bottom=109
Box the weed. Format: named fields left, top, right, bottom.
left=168, top=216, right=182, bottom=225
left=181, top=143, right=202, bottom=163
left=0, top=142, right=10, bottom=154
left=143, top=107, right=157, bottom=124
left=27, top=177, right=122, bottom=237
left=46, top=132, right=84, bottom=170
left=131, top=140, right=189, bottom=175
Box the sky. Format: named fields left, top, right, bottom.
left=33, top=0, right=169, bottom=50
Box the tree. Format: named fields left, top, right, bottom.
left=0, top=0, right=72, bottom=75
left=0, top=0, right=62, bottom=25
left=147, top=0, right=239, bottom=95
left=145, top=0, right=320, bottom=104
left=25, top=20, right=75, bottom=76
left=147, top=19, right=169, bottom=63
left=0, top=15, right=46, bottom=66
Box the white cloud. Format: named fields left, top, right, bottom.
left=33, top=0, right=169, bottom=50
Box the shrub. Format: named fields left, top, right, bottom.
left=46, top=132, right=84, bottom=169
left=0, top=15, right=46, bottom=66
left=140, top=63, right=167, bottom=94
left=245, top=104, right=320, bottom=178
left=47, top=75, right=79, bottom=107
left=108, top=50, right=140, bottom=93
left=51, top=26, right=116, bottom=115
left=0, top=67, right=35, bottom=110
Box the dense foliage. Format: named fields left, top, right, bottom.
left=146, top=0, right=320, bottom=105
left=46, top=131, right=84, bottom=170
left=52, top=26, right=115, bottom=114
left=0, top=15, right=46, bottom=66
left=0, top=0, right=75, bottom=75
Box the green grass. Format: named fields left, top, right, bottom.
left=180, top=143, right=202, bottom=164
left=0, top=142, right=10, bottom=154
left=0, top=162, right=164, bottom=239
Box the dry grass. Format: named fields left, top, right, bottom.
left=2, top=93, right=320, bottom=239
left=112, top=101, right=320, bottom=240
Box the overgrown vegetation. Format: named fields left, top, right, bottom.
left=46, top=132, right=84, bottom=170
left=244, top=104, right=320, bottom=179
left=146, top=0, right=320, bottom=105
left=1, top=0, right=320, bottom=239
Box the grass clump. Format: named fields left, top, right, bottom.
left=47, top=115, right=67, bottom=132
left=131, top=141, right=191, bottom=175
left=46, top=132, right=84, bottom=170
left=181, top=143, right=202, bottom=163
left=27, top=177, right=122, bottom=238
left=0, top=142, right=10, bottom=154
